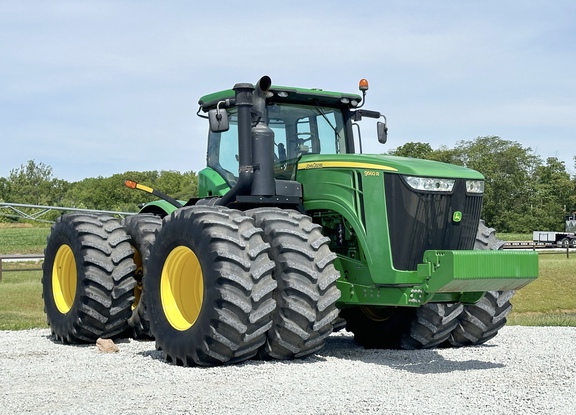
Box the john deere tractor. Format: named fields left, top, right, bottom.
left=42, top=76, right=538, bottom=366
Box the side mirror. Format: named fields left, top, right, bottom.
left=209, top=108, right=229, bottom=132
left=377, top=121, right=388, bottom=144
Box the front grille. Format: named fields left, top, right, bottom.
left=384, top=174, right=483, bottom=271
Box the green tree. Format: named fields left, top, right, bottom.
left=0, top=160, right=71, bottom=222
left=3, top=160, right=69, bottom=206
left=63, top=170, right=198, bottom=213
left=389, top=142, right=434, bottom=159
left=450, top=136, right=541, bottom=232
left=389, top=142, right=461, bottom=165
left=527, top=157, right=575, bottom=231
left=0, top=177, right=8, bottom=202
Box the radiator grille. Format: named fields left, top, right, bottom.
left=384, top=174, right=483, bottom=271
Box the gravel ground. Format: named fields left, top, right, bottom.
left=1, top=326, right=574, bottom=415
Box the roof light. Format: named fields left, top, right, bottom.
left=340, top=97, right=350, bottom=104
left=359, top=79, right=369, bottom=91
left=277, top=91, right=289, bottom=98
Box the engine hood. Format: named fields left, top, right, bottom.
left=297, top=153, right=484, bottom=180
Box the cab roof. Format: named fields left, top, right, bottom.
left=198, top=85, right=363, bottom=112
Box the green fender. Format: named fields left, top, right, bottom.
left=138, top=200, right=182, bottom=217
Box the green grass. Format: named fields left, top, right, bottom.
left=0, top=225, right=51, bottom=255
left=0, top=270, right=47, bottom=330
left=498, top=233, right=531, bottom=241
left=508, top=253, right=576, bottom=326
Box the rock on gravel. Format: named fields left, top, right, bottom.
left=0, top=327, right=575, bottom=415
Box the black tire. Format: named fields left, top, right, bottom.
left=474, top=219, right=506, bottom=250
left=195, top=197, right=220, bottom=206
left=246, top=208, right=341, bottom=359
left=448, top=290, right=514, bottom=347
left=340, top=306, right=416, bottom=349
left=400, top=302, right=464, bottom=349
left=145, top=206, right=277, bottom=366
left=447, top=220, right=514, bottom=347
left=123, top=214, right=163, bottom=339
left=341, top=302, right=463, bottom=349
left=42, top=213, right=136, bottom=343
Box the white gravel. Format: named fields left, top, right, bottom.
left=1, top=326, right=575, bottom=415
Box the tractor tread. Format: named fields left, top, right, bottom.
left=247, top=208, right=340, bottom=360
left=145, top=206, right=277, bottom=366
left=42, top=213, right=136, bottom=343
left=123, top=214, right=163, bottom=339
left=448, top=290, right=513, bottom=347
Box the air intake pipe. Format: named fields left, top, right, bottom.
left=216, top=76, right=273, bottom=206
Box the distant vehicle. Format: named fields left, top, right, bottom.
left=532, top=213, right=576, bottom=247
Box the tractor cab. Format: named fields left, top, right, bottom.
left=197, top=80, right=386, bottom=199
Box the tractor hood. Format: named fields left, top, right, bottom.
left=297, top=154, right=485, bottom=180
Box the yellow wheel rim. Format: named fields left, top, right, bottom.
left=161, top=246, right=204, bottom=331
left=52, top=244, right=77, bottom=314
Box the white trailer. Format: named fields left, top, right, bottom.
left=532, top=231, right=576, bottom=247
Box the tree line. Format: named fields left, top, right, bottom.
left=1, top=136, right=575, bottom=232
left=389, top=136, right=576, bottom=233
left=0, top=161, right=198, bottom=222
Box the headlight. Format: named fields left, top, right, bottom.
left=466, top=180, right=484, bottom=194
left=403, top=176, right=455, bottom=192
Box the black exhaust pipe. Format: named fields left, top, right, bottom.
left=251, top=76, right=275, bottom=197
left=216, top=82, right=255, bottom=207
left=216, top=76, right=274, bottom=206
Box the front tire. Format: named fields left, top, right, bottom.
left=145, top=206, right=277, bottom=366
left=448, top=290, right=513, bottom=347
left=42, top=213, right=136, bottom=343
left=448, top=220, right=514, bottom=347
left=341, top=302, right=462, bottom=349
left=247, top=208, right=341, bottom=359
left=340, top=306, right=416, bottom=349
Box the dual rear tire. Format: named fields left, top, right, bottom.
left=144, top=207, right=341, bottom=365
left=144, top=206, right=278, bottom=366
left=42, top=207, right=340, bottom=366
left=246, top=208, right=341, bottom=359
left=42, top=214, right=136, bottom=343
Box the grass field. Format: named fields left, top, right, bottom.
left=0, top=224, right=51, bottom=255
left=0, top=270, right=46, bottom=330
left=498, top=233, right=531, bottom=242
left=507, top=252, right=576, bottom=325
left=1, top=227, right=575, bottom=330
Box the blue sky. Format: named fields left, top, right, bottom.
left=1, top=1, right=575, bottom=182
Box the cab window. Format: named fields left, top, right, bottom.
left=207, top=104, right=346, bottom=186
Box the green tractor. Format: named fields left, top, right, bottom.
left=42, top=76, right=538, bottom=366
